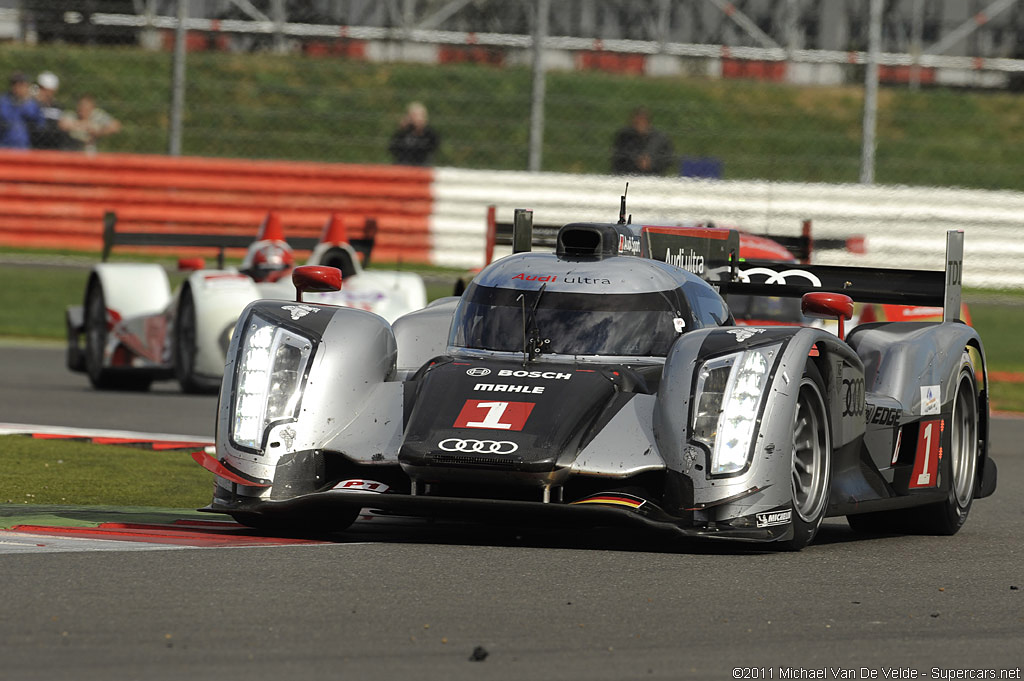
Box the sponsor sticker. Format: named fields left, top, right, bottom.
left=474, top=383, right=545, bottom=394
left=737, top=267, right=823, bottom=287
left=466, top=367, right=491, bottom=377
left=617, top=234, right=642, bottom=255
left=511, top=273, right=611, bottom=285
left=909, top=419, right=942, bottom=489
left=755, top=509, right=792, bottom=528
left=454, top=400, right=535, bottom=431
left=281, top=304, right=320, bottom=321
left=665, top=248, right=705, bottom=274
left=332, top=479, right=390, bottom=493
left=726, top=327, right=764, bottom=342
left=868, top=406, right=901, bottom=427
left=842, top=378, right=865, bottom=417
left=497, top=369, right=571, bottom=380
left=921, top=384, right=940, bottom=415
left=438, top=438, right=518, bottom=454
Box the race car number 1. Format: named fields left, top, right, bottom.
left=909, top=418, right=943, bottom=488
left=454, top=400, right=534, bottom=431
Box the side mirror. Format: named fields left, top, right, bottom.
left=177, top=257, right=205, bottom=272
left=801, top=292, right=854, bottom=340
left=292, top=265, right=342, bottom=303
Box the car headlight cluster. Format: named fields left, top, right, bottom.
left=231, top=314, right=314, bottom=451
left=691, top=343, right=780, bottom=476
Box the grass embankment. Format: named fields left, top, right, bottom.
left=0, top=436, right=210, bottom=508
left=2, top=44, right=1024, bottom=188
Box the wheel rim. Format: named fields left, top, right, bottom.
left=792, top=378, right=830, bottom=522
left=951, top=371, right=979, bottom=508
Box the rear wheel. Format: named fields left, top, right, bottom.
left=173, top=287, right=220, bottom=394
left=847, top=351, right=979, bottom=536
left=84, top=280, right=151, bottom=391
left=780, top=362, right=831, bottom=551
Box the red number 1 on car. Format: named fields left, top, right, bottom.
left=454, top=400, right=535, bottom=431
left=909, top=419, right=943, bottom=488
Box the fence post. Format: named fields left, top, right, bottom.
left=859, top=0, right=882, bottom=184
left=528, top=0, right=550, bottom=172
left=168, top=0, right=187, bottom=156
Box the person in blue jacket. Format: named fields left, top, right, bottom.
left=0, top=72, right=44, bottom=149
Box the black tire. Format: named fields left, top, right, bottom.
left=230, top=508, right=359, bottom=536
left=779, top=361, right=832, bottom=551
left=83, top=279, right=152, bottom=391
left=847, top=351, right=980, bottom=536
left=173, top=286, right=221, bottom=394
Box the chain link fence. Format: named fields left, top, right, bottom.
left=2, top=0, right=1024, bottom=190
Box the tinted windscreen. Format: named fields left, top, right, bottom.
left=452, top=284, right=692, bottom=357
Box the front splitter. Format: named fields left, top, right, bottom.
left=201, top=489, right=789, bottom=543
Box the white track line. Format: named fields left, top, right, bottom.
left=0, top=422, right=213, bottom=444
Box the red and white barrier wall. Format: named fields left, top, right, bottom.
left=1, top=150, right=1021, bottom=289
left=428, top=167, right=1024, bottom=289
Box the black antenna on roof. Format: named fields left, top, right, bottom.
left=617, top=183, right=629, bottom=225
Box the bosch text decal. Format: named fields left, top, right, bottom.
left=497, top=369, right=571, bottom=380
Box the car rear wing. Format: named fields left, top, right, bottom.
left=100, top=211, right=379, bottom=268
left=484, top=205, right=863, bottom=265
left=642, top=225, right=966, bottom=323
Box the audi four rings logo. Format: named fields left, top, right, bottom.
left=439, top=438, right=518, bottom=454
left=466, top=368, right=491, bottom=377
left=737, top=267, right=823, bottom=287
left=843, top=377, right=865, bottom=417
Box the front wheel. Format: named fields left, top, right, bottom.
left=173, top=287, right=220, bottom=394
left=780, top=362, right=831, bottom=551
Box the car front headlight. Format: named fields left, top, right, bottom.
left=231, top=314, right=314, bottom=451
left=691, top=343, right=780, bottom=476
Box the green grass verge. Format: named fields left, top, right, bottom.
left=0, top=436, right=211, bottom=508
left=2, top=43, right=1024, bottom=189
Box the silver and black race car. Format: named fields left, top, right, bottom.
left=194, top=200, right=996, bottom=550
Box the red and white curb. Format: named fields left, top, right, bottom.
left=0, top=422, right=214, bottom=450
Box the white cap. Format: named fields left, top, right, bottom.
left=37, top=71, right=59, bottom=91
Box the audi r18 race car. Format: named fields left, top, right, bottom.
left=194, top=199, right=996, bottom=550
left=66, top=212, right=427, bottom=392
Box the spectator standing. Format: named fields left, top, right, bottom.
left=388, top=102, right=439, bottom=166
left=61, top=94, right=121, bottom=154
left=0, top=72, right=44, bottom=149
left=611, top=106, right=675, bottom=176
left=31, top=71, right=69, bottom=150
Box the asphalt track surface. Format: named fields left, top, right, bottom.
left=1, top=346, right=1022, bottom=680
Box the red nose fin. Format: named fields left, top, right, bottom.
left=320, top=213, right=349, bottom=245
left=257, top=211, right=285, bottom=242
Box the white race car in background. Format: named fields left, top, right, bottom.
left=66, top=212, right=427, bottom=392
